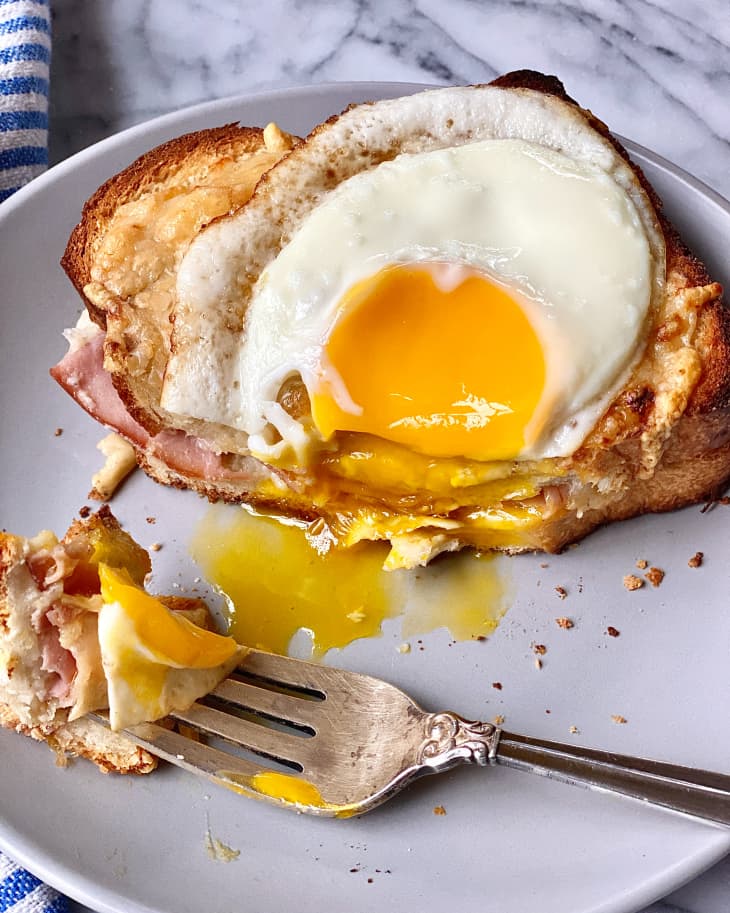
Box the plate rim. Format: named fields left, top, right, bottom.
left=0, top=80, right=728, bottom=913
left=1, top=80, right=728, bottom=222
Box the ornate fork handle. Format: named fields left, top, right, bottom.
left=416, top=713, right=730, bottom=827
left=418, top=712, right=500, bottom=771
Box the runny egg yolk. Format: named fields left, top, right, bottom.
left=190, top=506, right=509, bottom=659
left=97, top=564, right=242, bottom=730
left=98, top=564, right=239, bottom=669
left=310, top=264, right=546, bottom=461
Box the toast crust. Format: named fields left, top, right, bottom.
left=62, top=124, right=296, bottom=435
left=59, top=73, right=730, bottom=560
left=0, top=703, right=157, bottom=774
left=61, top=124, right=269, bottom=317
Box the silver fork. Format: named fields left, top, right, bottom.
left=94, top=648, right=730, bottom=824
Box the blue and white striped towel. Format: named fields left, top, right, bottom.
left=0, top=854, right=66, bottom=913
left=0, top=0, right=50, bottom=202
left=0, top=6, right=67, bottom=909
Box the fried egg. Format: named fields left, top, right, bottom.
left=164, top=131, right=662, bottom=469
left=97, top=563, right=243, bottom=729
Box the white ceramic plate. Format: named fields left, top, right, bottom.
left=0, top=83, right=729, bottom=913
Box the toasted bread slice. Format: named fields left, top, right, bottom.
left=58, top=73, right=729, bottom=567
left=0, top=508, right=234, bottom=772
left=61, top=122, right=298, bottom=436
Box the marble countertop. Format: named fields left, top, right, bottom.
left=46, top=2, right=729, bottom=913
left=49, top=0, right=729, bottom=199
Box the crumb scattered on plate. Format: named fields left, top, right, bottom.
left=433, top=805, right=447, bottom=816
left=555, top=616, right=574, bottom=629
left=397, top=642, right=411, bottom=654
left=53, top=427, right=63, bottom=437
left=606, top=626, right=620, bottom=637
left=491, top=681, right=502, bottom=690
left=532, top=643, right=547, bottom=655
left=146, top=516, right=157, bottom=525
left=688, top=552, right=703, bottom=568
left=611, top=715, right=628, bottom=724
left=555, top=586, right=567, bottom=599
left=623, top=574, right=644, bottom=591
left=635, top=558, right=648, bottom=570
left=493, top=715, right=505, bottom=725
left=150, top=542, right=162, bottom=552
left=569, top=725, right=578, bottom=734
left=89, top=432, right=137, bottom=501
left=534, top=657, right=542, bottom=670
left=644, top=567, right=665, bottom=587
left=78, top=505, right=91, bottom=519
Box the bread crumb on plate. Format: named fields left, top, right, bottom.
left=623, top=574, right=644, bottom=591
left=644, top=567, right=665, bottom=587
left=89, top=432, right=136, bottom=501
left=688, top=551, right=703, bottom=568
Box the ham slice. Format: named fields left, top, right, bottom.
left=51, top=334, right=263, bottom=483
left=38, top=609, right=77, bottom=702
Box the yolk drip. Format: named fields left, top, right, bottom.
left=217, top=770, right=358, bottom=817
left=190, top=510, right=392, bottom=658
left=246, top=770, right=325, bottom=806
left=311, top=264, right=546, bottom=461
left=190, top=506, right=509, bottom=658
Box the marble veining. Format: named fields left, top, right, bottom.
left=45, top=2, right=729, bottom=912
left=49, top=0, right=729, bottom=196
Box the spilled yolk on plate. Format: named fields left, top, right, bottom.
left=311, top=264, right=547, bottom=461
left=190, top=506, right=508, bottom=659
left=191, top=509, right=391, bottom=657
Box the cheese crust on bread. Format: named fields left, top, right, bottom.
left=57, top=72, right=730, bottom=568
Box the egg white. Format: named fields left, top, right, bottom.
left=161, top=84, right=667, bottom=467
left=165, top=137, right=657, bottom=463
left=97, top=598, right=242, bottom=730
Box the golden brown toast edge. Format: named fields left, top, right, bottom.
left=61, top=124, right=268, bottom=328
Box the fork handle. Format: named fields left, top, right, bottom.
left=496, top=730, right=730, bottom=827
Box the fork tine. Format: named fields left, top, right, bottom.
left=211, top=678, right=322, bottom=732
left=168, top=702, right=315, bottom=768
left=121, top=720, right=263, bottom=781
left=239, top=649, right=349, bottom=695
